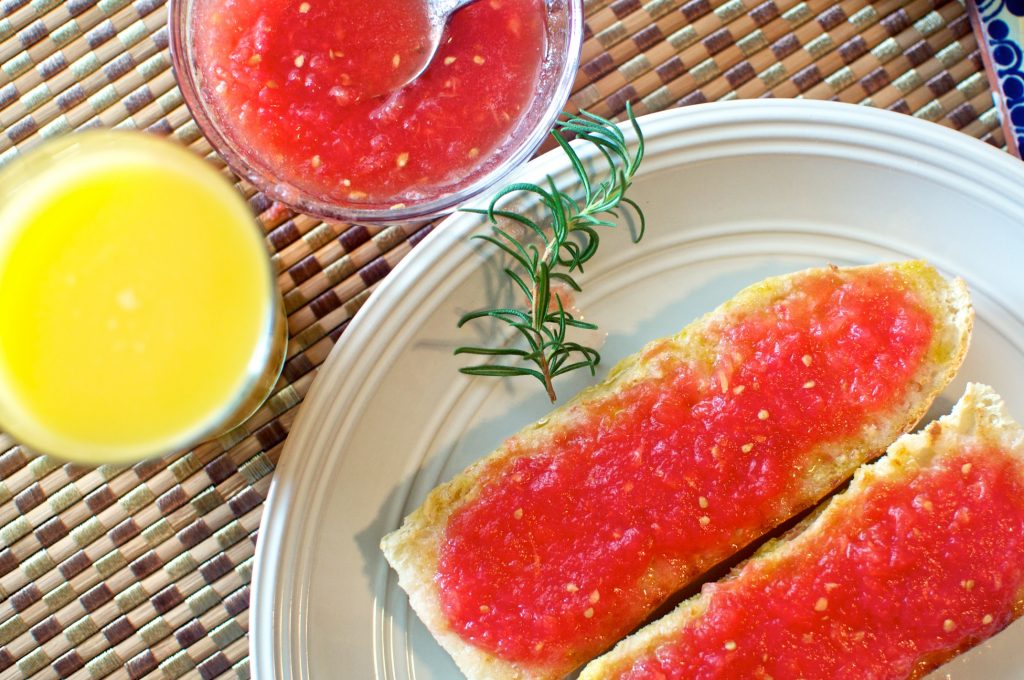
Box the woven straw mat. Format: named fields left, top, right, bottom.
left=0, top=0, right=1006, bottom=678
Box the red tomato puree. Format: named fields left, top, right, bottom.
left=619, top=446, right=1024, bottom=679
left=436, top=269, right=935, bottom=669
left=193, top=0, right=545, bottom=204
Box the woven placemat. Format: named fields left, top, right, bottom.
left=0, top=0, right=1004, bottom=678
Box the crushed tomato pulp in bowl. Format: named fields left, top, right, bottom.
left=169, top=0, right=582, bottom=221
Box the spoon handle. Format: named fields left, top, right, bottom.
left=429, top=0, right=477, bottom=22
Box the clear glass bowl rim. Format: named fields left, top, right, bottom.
left=167, top=0, right=585, bottom=223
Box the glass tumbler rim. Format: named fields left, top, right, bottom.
left=0, top=130, right=286, bottom=464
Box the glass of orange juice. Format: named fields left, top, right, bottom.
left=0, top=131, right=286, bottom=465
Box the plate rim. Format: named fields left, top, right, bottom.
left=250, top=98, right=1024, bottom=680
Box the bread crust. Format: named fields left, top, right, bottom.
left=381, top=261, right=973, bottom=680
left=580, top=383, right=1024, bottom=679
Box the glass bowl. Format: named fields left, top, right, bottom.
left=168, top=0, right=583, bottom=223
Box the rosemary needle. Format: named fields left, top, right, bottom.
left=454, top=103, right=646, bottom=402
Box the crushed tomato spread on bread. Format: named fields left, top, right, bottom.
left=436, top=267, right=934, bottom=666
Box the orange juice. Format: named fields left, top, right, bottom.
left=0, top=132, right=284, bottom=464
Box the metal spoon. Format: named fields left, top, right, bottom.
left=367, top=0, right=479, bottom=97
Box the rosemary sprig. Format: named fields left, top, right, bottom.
left=454, top=103, right=646, bottom=402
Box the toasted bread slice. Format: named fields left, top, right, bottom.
left=581, top=383, right=1024, bottom=679
left=382, top=261, right=972, bottom=680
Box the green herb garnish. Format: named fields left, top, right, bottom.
left=455, top=103, right=646, bottom=402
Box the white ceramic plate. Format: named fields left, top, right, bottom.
left=250, top=100, right=1024, bottom=680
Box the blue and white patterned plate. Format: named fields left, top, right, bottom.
left=971, top=0, right=1024, bottom=156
